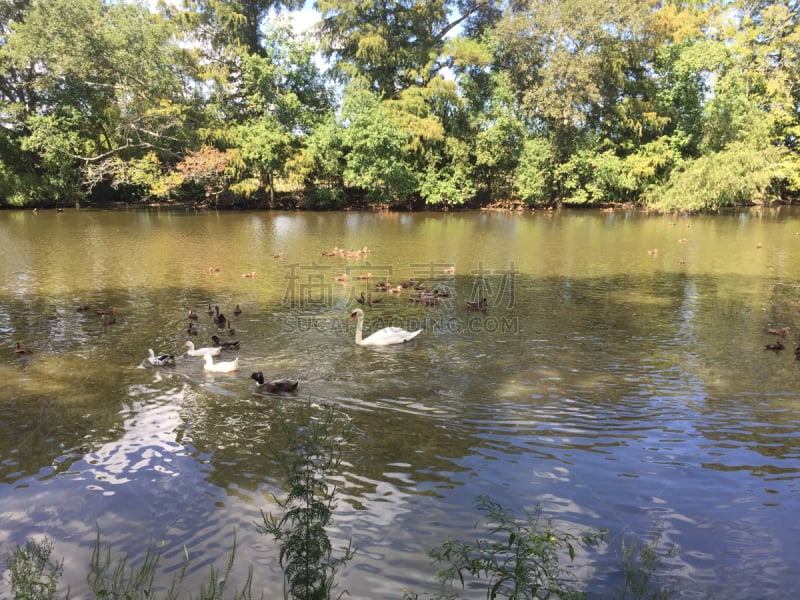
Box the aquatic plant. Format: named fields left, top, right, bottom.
left=616, top=529, right=676, bottom=600
left=5, top=407, right=678, bottom=600
left=4, top=537, right=63, bottom=600
left=257, top=402, right=355, bottom=600
left=426, top=495, right=605, bottom=600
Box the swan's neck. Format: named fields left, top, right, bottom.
left=354, top=313, right=364, bottom=345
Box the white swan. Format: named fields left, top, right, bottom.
left=182, top=340, right=221, bottom=357
left=202, top=353, right=239, bottom=372
left=146, top=349, right=175, bottom=367
left=349, top=308, right=422, bottom=346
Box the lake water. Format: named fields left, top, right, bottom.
left=1, top=207, right=799, bottom=598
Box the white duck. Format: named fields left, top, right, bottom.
left=146, top=349, right=175, bottom=367
left=182, top=340, right=221, bottom=357
left=349, top=308, right=422, bottom=346
left=202, top=353, right=239, bottom=372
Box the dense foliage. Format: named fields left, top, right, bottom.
left=0, top=0, right=797, bottom=211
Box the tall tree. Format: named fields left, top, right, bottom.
left=315, top=0, right=497, bottom=97
left=0, top=0, right=35, bottom=114
left=471, top=72, right=525, bottom=200
left=338, top=86, right=418, bottom=203
left=172, top=0, right=304, bottom=57
left=647, top=0, right=799, bottom=210
left=3, top=0, right=201, bottom=202
left=223, top=20, right=333, bottom=206
left=702, top=0, right=799, bottom=152
left=0, top=0, right=41, bottom=204
left=493, top=0, right=669, bottom=154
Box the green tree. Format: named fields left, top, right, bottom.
left=295, top=114, right=347, bottom=208
left=2, top=0, right=200, bottom=204
left=418, top=136, right=476, bottom=206
left=702, top=0, right=799, bottom=152
left=339, top=86, right=418, bottom=204
left=229, top=116, right=292, bottom=206
left=491, top=0, right=685, bottom=205
left=471, top=73, right=526, bottom=201
left=171, top=0, right=304, bottom=57
left=493, top=0, right=611, bottom=149
left=383, top=76, right=479, bottom=206
left=651, top=1, right=719, bottom=159
left=316, top=0, right=496, bottom=97
left=1, top=0, right=41, bottom=124
left=514, top=136, right=553, bottom=206
left=222, top=22, right=333, bottom=205
left=646, top=0, right=799, bottom=209
left=646, top=141, right=786, bottom=211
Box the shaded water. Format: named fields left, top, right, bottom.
left=1, top=207, right=799, bottom=598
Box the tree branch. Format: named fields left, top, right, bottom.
left=435, top=2, right=492, bottom=41
left=69, top=142, right=179, bottom=163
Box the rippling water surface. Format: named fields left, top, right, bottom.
left=1, top=207, right=799, bottom=598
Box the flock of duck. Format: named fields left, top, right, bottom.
left=321, top=244, right=489, bottom=335
left=764, top=326, right=800, bottom=357
left=321, top=246, right=372, bottom=259
left=11, top=247, right=491, bottom=387
left=143, top=303, right=299, bottom=393
left=13, top=304, right=298, bottom=393
left=353, top=275, right=488, bottom=313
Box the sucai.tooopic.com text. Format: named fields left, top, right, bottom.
left=278, top=314, right=523, bottom=335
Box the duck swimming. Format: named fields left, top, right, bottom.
left=202, top=353, right=239, bottom=373
left=251, top=371, right=298, bottom=393
left=767, top=327, right=790, bottom=338
left=765, top=339, right=785, bottom=351
left=146, top=349, right=175, bottom=367
left=182, top=341, right=221, bottom=357
left=358, top=292, right=382, bottom=305
left=466, top=298, right=489, bottom=311
left=211, top=335, right=240, bottom=350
